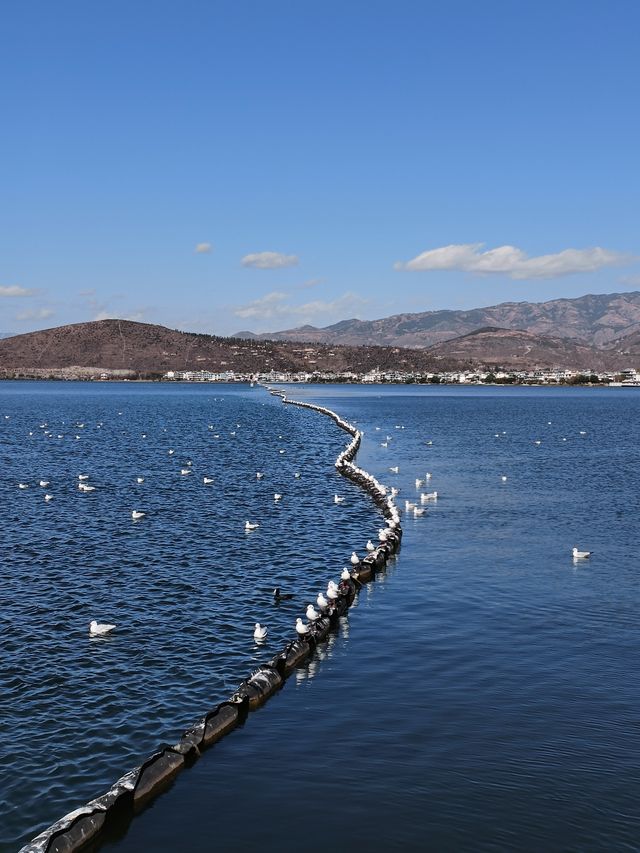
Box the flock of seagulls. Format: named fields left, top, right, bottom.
left=7, top=404, right=596, bottom=656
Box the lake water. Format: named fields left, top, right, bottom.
left=2, top=383, right=639, bottom=851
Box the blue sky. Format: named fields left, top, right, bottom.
left=2, top=0, right=639, bottom=336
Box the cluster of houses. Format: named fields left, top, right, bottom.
left=163, top=367, right=640, bottom=386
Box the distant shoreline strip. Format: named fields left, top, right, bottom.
left=20, top=386, right=401, bottom=853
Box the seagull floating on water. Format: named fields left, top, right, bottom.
left=89, top=620, right=116, bottom=636
left=18, top=483, right=29, bottom=489
left=334, top=494, right=344, bottom=504
left=389, top=466, right=399, bottom=474
left=256, top=472, right=264, bottom=479
left=131, top=510, right=146, bottom=520
left=180, top=468, right=191, bottom=475
left=44, top=494, right=53, bottom=501
left=203, top=477, right=215, bottom=484
left=294, top=472, right=301, bottom=479
left=572, top=546, right=591, bottom=559
left=245, top=520, right=259, bottom=531
left=501, top=475, right=508, bottom=482
left=274, top=493, right=282, bottom=501
left=79, top=483, right=96, bottom=492
left=136, top=477, right=144, bottom=484
left=39, top=480, right=50, bottom=487
left=253, top=623, right=268, bottom=641
left=78, top=474, right=89, bottom=481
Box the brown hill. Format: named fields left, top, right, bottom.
left=237, top=291, right=640, bottom=349
left=0, top=319, right=461, bottom=376
left=426, top=327, right=634, bottom=371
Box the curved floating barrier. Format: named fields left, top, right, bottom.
left=20, top=387, right=401, bottom=853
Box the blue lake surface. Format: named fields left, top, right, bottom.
left=2, top=382, right=640, bottom=851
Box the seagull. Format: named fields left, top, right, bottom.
left=79, top=483, right=96, bottom=491
left=334, top=494, right=344, bottom=504
left=413, top=507, right=425, bottom=517
left=390, top=487, right=399, bottom=496
left=273, top=587, right=293, bottom=601
left=380, top=441, right=388, bottom=447
left=306, top=604, right=320, bottom=622
left=389, top=466, right=399, bottom=474
left=295, top=618, right=310, bottom=636
left=136, top=477, right=144, bottom=484
left=39, top=480, right=50, bottom=487
left=366, top=540, right=375, bottom=551
left=350, top=551, right=360, bottom=565
left=572, top=546, right=591, bottom=559
left=341, top=568, right=351, bottom=580
left=256, top=472, right=264, bottom=479
left=89, top=620, right=116, bottom=636
left=168, top=449, right=175, bottom=455
left=294, top=472, right=301, bottom=479
left=18, top=483, right=29, bottom=489
left=245, top=520, right=259, bottom=531
left=180, top=468, right=191, bottom=475
left=415, top=478, right=424, bottom=488
left=425, top=472, right=432, bottom=480
left=253, top=623, right=268, bottom=641
left=579, top=430, right=587, bottom=435
left=131, top=510, right=146, bottom=520
left=317, top=592, right=329, bottom=610
left=426, top=440, right=433, bottom=446
left=421, top=491, right=438, bottom=502
left=203, top=477, right=215, bottom=484
left=44, top=494, right=53, bottom=501
left=78, top=474, right=89, bottom=481
left=274, top=493, right=282, bottom=501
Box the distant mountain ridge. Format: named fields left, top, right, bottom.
left=236, top=291, right=640, bottom=349
left=0, top=317, right=637, bottom=377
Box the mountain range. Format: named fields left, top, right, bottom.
left=0, top=319, right=461, bottom=377
left=2, top=291, right=640, bottom=378
left=235, top=291, right=640, bottom=349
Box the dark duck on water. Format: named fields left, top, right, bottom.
left=273, top=587, right=293, bottom=602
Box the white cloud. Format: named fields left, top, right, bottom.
left=234, top=290, right=367, bottom=327
left=92, top=310, right=148, bottom=323
left=241, top=251, right=299, bottom=270
left=0, top=285, right=34, bottom=297
left=16, top=307, right=55, bottom=321
left=195, top=242, right=213, bottom=254
left=395, top=243, right=632, bottom=279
